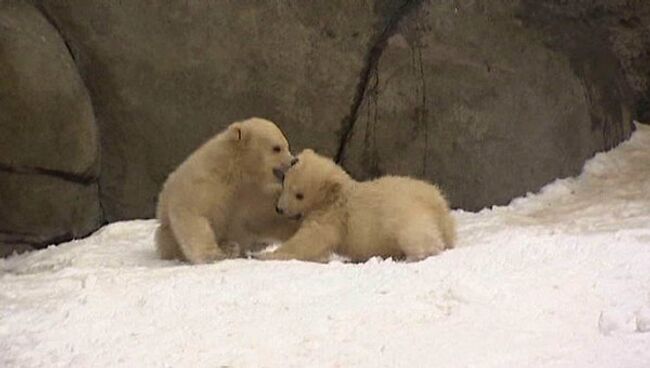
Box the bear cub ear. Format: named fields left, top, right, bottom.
left=226, top=122, right=248, bottom=142
left=321, top=178, right=342, bottom=202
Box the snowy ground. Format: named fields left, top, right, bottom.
left=2, top=124, right=650, bottom=368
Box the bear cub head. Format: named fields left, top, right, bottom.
left=227, top=117, right=295, bottom=186
left=275, top=149, right=349, bottom=220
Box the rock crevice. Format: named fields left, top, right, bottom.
left=335, top=0, right=422, bottom=163
left=0, top=162, right=96, bottom=185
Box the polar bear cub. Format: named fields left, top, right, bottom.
left=259, top=149, right=456, bottom=262
left=155, top=118, right=299, bottom=264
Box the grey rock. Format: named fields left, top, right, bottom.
left=0, top=1, right=101, bottom=250
left=520, top=0, right=650, bottom=122
left=0, top=0, right=98, bottom=175
left=0, top=242, right=35, bottom=258
left=0, top=171, right=102, bottom=247
left=340, top=0, right=634, bottom=210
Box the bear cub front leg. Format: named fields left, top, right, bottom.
left=170, top=210, right=227, bottom=264
left=256, top=222, right=339, bottom=263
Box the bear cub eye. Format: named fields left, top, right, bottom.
left=272, top=145, right=282, bottom=153
left=295, top=193, right=304, bottom=200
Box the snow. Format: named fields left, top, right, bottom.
left=2, top=124, right=650, bottom=368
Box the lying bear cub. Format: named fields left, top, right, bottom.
left=256, top=149, right=456, bottom=263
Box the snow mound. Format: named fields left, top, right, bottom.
left=2, top=124, right=650, bottom=368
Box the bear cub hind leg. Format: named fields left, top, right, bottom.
left=397, top=215, right=446, bottom=262
left=155, top=224, right=185, bottom=260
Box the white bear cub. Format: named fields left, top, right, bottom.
left=155, top=117, right=299, bottom=264
left=259, top=149, right=456, bottom=262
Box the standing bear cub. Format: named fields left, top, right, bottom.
left=258, top=149, right=456, bottom=262
left=155, top=118, right=299, bottom=264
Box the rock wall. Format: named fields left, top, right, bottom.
left=340, top=0, right=635, bottom=209
left=1, top=0, right=648, bottom=252
left=0, top=0, right=101, bottom=256
left=521, top=0, right=650, bottom=122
